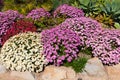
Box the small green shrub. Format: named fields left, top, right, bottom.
left=64, top=57, right=88, bottom=73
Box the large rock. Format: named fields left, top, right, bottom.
left=81, top=57, right=108, bottom=80
left=65, top=67, right=76, bottom=79
left=41, top=65, right=67, bottom=80
left=105, top=63, right=120, bottom=80
left=0, top=72, right=25, bottom=80
left=76, top=73, right=108, bottom=80
left=10, top=71, right=35, bottom=80
left=0, top=64, right=7, bottom=74
left=61, top=67, right=77, bottom=80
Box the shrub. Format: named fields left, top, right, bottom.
left=41, top=26, right=82, bottom=66
left=64, top=57, right=88, bottom=73
left=0, top=32, right=48, bottom=72
left=53, top=4, right=84, bottom=18
left=26, top=8, right=50, bottom=20
left=0, top=10, right=24, bottom=46
left=1, top=20, right=37, bottom=45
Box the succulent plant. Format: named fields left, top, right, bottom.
left=0, top=32, right=48, bottom=72
left=102, top=0, right=120, bottom=27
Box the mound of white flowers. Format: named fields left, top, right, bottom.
left=0, top=32, right=48, bottom=73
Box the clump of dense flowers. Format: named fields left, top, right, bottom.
left=0, top=10, right=24, bottom=46
left=41, top=26, right=82, bottom=66
left=26, top=8, right=50, bottom=20
left=87, top=29, right=120, bottom=65
left=59, top=17, right=102, bottom=45
left=0, top=32, right=48, bottom=72
left=59, top=17, right=120, bottom=65
left=1, top=20, right=37, bottom=45
left=54, top=4, right=84, bottom=18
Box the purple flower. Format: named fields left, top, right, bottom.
left=59, top=17, right=120, bottom=65
left=41, top=26, right=82, bottom=66
left=26, top=8, right=50, bottom=20
left=54, top=4, right=84, bottom=18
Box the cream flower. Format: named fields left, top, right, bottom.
left=0, top=32, right=48, bottom=73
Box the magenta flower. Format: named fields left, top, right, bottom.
left=41, top=26, right=82, bottom=66
left=54, top=4, right=84, bottom=18
left=26, top=8, right=50, bottom=20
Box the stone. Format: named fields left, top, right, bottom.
left=66, top=67, right=76, bottom=79
left=60, top=67, right=77, bottom=80
left=41, top=65, right=67, bottom=80
left=0, top=72, right=25, bottom=80
left=0, top=64, right=7, bottom=74
left=105, top=63, right=120, bottom=80
left=10, top=71, right=35, bottom=80
left=76, top=73, right=107, bottom=80
left=81, top=57, right=108, bottom=79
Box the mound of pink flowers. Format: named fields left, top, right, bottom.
left=59, top=17, right=102, bottom=45
left=59, top=17, right=120, bottom=65
left=54, top=4, right=84, bottom=18
left=26, top=8, right=50, bottom=20
left=89, top=29, right=120, bottom=65
left=41, top=26, right=82, bottom=66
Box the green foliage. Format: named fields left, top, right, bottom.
left=71, top=0, right=105, bottom=17
left=70, top=0, right=120, bottom=28
left=3, top=0, right=53, bottom=15
left=51, top=0, right=72, bottom=11
left=80, top=47, right=92, bottom=55
left=114, top=22, right=120, bottom=29
left=64, top=57, right=88, bottom=73
left=102, top=0, right=120, bottom=24
left=33, top=17, right=65, bottom=30
left=3, top=0, right=37, bottom=15
left=58, top=45, right=66, bottom=56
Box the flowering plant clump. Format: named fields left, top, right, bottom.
left=41, top=26, right=82, bottom=66
left=0, top=32, right=48, bottom=72
left=26, top=8, right=50, bottom=20
left=59, top=17, right=102, bottom=45
left=0, top=10, right=24, bottom=46
left=88, top=29, right=120, bottom=65
left=1, top=20, right=37, bottom=45
left=59, top=17, right=120, bottom=65
left=54, top=4, right=84, bottom=18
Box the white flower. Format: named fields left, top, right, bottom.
left=0, top=32, right=47, bottom=73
